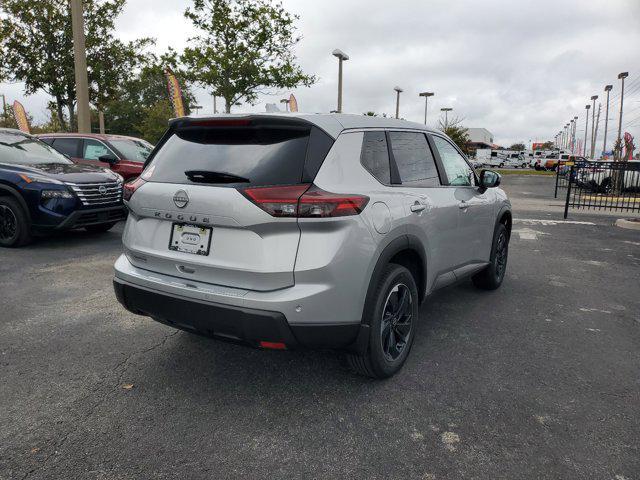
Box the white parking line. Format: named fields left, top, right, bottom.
left=514, top=228, right=549, bottom=240
left=514, top=218, right=596, bottom=226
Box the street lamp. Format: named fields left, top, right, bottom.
left=572, top=116, right=578, bottom=153
left=590, top=95, right=598, bottom=158
left=419, top=91, right=434, bottom=125
left=603, top=85, right=613, bottom=154
left=332, top=49, right=349, bottom=113
left=441, top=107, right=452, bottom=124
left=280, top=98, right=290, bottom=112
left=616, top=72, right=629, bottom=156
left=394, top=86, right=403, bottom=119
left=584, top=104, right=590, bottom=157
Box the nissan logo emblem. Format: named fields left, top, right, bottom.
left=98, top=185, right=107, bottom=195
left=173, top=190, right=189, bottom=208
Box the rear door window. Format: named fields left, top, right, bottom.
left=146, top=127, right=314, bottom=187
left=52, top=138, right=81, bottom=157
left=388, top=131, right=440, bottom=187
left=360, top=131, right=391, bottom=184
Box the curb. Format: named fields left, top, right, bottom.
left=615, top=219, right=640, bottom=231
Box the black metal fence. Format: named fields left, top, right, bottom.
left=562, top=161, right=640, bottom=218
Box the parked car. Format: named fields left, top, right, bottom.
left=0, top=129, right=126, bottom=247
left=577, top=160, right=640, bottom=193
left=113, top=114, right=512, bottom=378
left=37, top=133, right=153, bottom=181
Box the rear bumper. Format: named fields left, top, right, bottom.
left=113, top=278, right=360, bottom=350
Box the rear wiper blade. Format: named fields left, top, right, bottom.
left=185, top=170, right=250, bottom=184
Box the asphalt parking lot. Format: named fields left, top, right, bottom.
left=1, top=175, right=639, bottom=480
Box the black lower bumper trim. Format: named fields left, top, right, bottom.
left=114, top=280, right=360, bottom=349
left=56, top=205, right=126, bottom=230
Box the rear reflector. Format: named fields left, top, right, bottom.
left=241, top=184, right=369, bottom=218
left=259, top=341, right=287, bottom=350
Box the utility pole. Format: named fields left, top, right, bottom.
left=419, top=92, right=434, bottom=125
left=0, top=94, right=6, bottom=126
left=602, top=85, right=613, bottom=155
left=394, top=86, right=403, bottom=119
left=590, top=95, right=598, bottom=158
left=70, top=0, right=91, bottom=133
left=332, top=49, right=349, bottom=113
left=441, top=107, right=452, bottom=124
left=616, top=72, right=628, bottom=158
left=584, top=104, right=590, bottom=157
left=593, top=104, right=601, bottom=159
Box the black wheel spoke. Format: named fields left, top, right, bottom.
left=380, top=283, right=413, bottom=362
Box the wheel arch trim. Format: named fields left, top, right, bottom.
left=0, top=183, right=32, bottom=222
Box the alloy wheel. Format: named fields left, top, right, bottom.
left=495, top=232, right=508, bottom=279
left=0, top=205, right=17, bottom=241
left=380, top=284, right=413, bottom=362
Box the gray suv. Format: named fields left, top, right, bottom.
left=113, top=114, right=511, bottom=378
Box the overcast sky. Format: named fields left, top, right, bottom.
left=2, top=0, right=640, bottom=150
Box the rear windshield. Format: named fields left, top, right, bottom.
left=146, top=127, right=311, bottom=187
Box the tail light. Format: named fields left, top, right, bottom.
left=123, top=177, right=146, bottom=202
left=241, top=184, right=369, bottom=218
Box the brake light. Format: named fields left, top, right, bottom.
left=241, top=184, right=369, bottom=218
left=123, top=177, right=146, bottom=202
left=188, top=119, right=252, bottom=128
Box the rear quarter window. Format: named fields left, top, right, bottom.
left=360, top=131, right=391, bottom=184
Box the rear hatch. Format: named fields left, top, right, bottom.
left=123, top=117, right=334, bottom=291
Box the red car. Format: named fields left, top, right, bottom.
left=37, top=133, right=153, bottom=181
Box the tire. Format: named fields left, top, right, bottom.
left=0, top=196, right=32, bottom=248
left=85, top=222, right=116, bottom=233
left=347, top=264, right=419, bottom=379
left=599, top=177, right=613, bottom=194
left=472, top=223, right=509, bottom=290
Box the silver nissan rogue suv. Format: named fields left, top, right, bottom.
left=113, top=114, right=511, bottom=378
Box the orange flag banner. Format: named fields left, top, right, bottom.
left=12, top=100, right=30, bottom=134
left=289, top=94, right=298, bottom=113
left=164, top=68, right=186, bottom=117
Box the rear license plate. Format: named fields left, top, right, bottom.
left=168, top=223, right=212, bottom=256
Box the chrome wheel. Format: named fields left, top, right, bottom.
left=380, top=283, right=413, bottom=362
left=0, top=205, right=17, bottom=241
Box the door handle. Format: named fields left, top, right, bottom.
left=410, top=203, right=426, bottom=213
left=177, top=265, right=196, bottom=274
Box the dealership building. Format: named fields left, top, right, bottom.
left=466, top=128, right=497, bottom=155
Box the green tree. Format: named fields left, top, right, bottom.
left=540, top=141, right=555, bottom=150
left=181, top=0, right=316, bottom=113
left=102, top=53, right=195, bottom=142
left=509, top=143, right=525, bottom=151
left=0, top=0, right=153, bottom=131
left=438, top=116, right=470, bottom=152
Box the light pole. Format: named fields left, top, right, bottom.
left=590, top=95, right=598, bottom=158
left=394, top=86, right=403, bottom=119
left=441, top=107, right=452, bottom=124
left=0, top=94, right=6, bottom=126
left=332, top=49, right=349, bottom=113
left=280, top=98, right=290, bottom=112
left=569, top=120, right=574, bottom=151
left=602, top=85, right=613, bottom=155
left=584, top=104, right=590, bottom=157
left=572, top=116, right=578, bottom=153
left=70, top=0, right=91, bottom=133
left=616, top=72, right=628, bottom=157
left=419, top=92, right=434, bottom=125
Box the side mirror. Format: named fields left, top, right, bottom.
left=99, top=154, right=118, bottom=165
left=479, top=169, right=501, bottom=191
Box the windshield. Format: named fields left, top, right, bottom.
left=109, top=138, right=153, bottom=162
left=0, top=130, right=72, bottom=165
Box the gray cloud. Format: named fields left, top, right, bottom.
left=2, top=0, right=640, bottom=149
